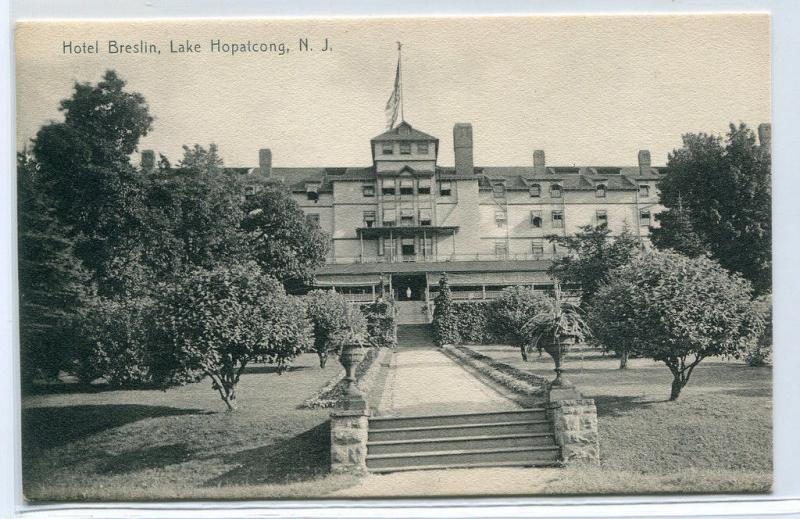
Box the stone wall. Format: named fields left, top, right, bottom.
left=547, top=398, right=600, bottom=464
left=330, top=410, right=370, bottom=474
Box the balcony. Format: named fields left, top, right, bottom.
left=326, top=252, right=561, bottom=265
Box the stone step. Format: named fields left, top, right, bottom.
left=368, top=420, right=553, bottom=442
left=369, top=408, right=546, bottom=430
left=366, top=445, right=561, bottom=471
left=367, top=432, right=556, bottom=455
left=367, top=459, right=561, bottom=474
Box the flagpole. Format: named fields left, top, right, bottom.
left=398, top=41, right=404, bottom=123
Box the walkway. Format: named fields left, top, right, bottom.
left=382, top=325, right=520, bottom=416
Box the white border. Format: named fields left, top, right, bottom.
left=4, top=1, right=800, bottom=518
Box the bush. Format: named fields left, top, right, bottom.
left=432, top=274, right=460, bottom=346
left=451, top=301, right=501, bottom=344
left=305, top=290, right=368, bottom=368
left=491, top=286, right=551, bottom=361
left=745, top=294, right=772, bottom=367
left=360, top=298, right=397, bottom=349
left=76, top=295, right=155, bottom=387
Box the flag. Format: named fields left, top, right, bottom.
left=384, top=60, right=401, bottom=130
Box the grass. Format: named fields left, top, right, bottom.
left=470, top=344, right=772, bottom=494
left=21, top=353, right=361, bottom=501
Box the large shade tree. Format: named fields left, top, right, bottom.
left=589, top=251, right=767, bottom=400
left=30, top=70, right=153, bottom=295
left=655, top=123, right=771, bottom=293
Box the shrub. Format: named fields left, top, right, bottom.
left=305, top=290, right=368, bottom=368
left=590, top=251, right=768, bottom=400
left=491, top=286, right=551, bottom=361
left=360, top=298, right=397, bottom=349
left=432, top=274, right=460, bottom=346
left=76, top=295, right=156, bottom=387
left=744, top=294, right=772, bottom=367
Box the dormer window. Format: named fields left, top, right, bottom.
left=529, top=184, right=541, bottom=197
left=596, top=184, right=607, bottom=198
left=492, top=184, right=506, bottom=198
left=399, top=142, right=411, bottom=155
left=639, top=184, right=650, bottom=197
left=550, top=184, right=562, bottom=198
left=382, top=142, right=394, bottom=155
left=417, top=141, right=429, bottom=154
left=305, top=182, right=320, bottom=202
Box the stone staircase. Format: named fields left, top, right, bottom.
left=394, top=301, right=431, bottom=325
left=365, top=407, right=560, bottom=473
left=396, top=324, right=436, bottom=349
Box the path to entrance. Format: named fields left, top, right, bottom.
left=381, top=325, right=520, bottom=416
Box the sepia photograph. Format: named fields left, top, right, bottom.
left=14, top=14, right=772, bottom=501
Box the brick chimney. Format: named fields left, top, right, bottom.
left=259, top=148, right=272, bottom=176
left=758, top=123, right=771, bottom=148
left=533, top=150, right=546, bottom=175
left=453, top=123, right=474, bottom=175
left=638, top=149, right=651, bottom=174
left=140, top=149, right=155, bottom=171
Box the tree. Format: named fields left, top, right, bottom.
left=657, top=123, right=771, bottom=293
left=432, top=274, right=460, bottom=346
left=589, top=251, right=767, bottom=400
left=150, top=263, right=311, bottom=411
left=305, top=290, right=368, bottom=368
left=31, top=70, right=153, bottom=295
left=139, top=144, right=245, bottom=285
left=650, top=195, right=708, bottom=258
left=490, top=286, right=550, bottom=361
left=547, top=224, right=642, bottom=305
left=241, top=183, right=330, bottom=289
left=17, top=150, right=93, bottom=385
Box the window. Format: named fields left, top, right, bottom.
left=305, top=182, right=320, bottom=202
left=362, top=185, right=375, bottom=197
left=383, top=209, right=396, bottom=226
left=550, top=184, right=562, bottom=198
left=439, top=181, right=452, bottom=197
left=399, top=142, right=411, bottom=155
left=494, top=240, right=509, bottom=258
left=417, top=141, right=429, bottom=154
left=595, top=184, right=607, bottom=198
left=529, top=184, right=541, bottom=197
left=382, top=142, right=394, bottom=155
left=418, top=178, right=431, bottom=195
left=492, top=183, right=506, bottom=198
left=245, top=185, right=256, bottom=195
left=530, top=210, right=542, bottom=228
left=639, top=209, right=651, bottom=226
left=531, top=239, right=545, bottom=256
left=363, top=211, right=376, bottom=228
left=381, top=178, right=396, bottom=196
left=400, top=209, right=414, bottom=226
left=495, top=210, right=507, bottom=228
left=305, top=214, right=320, bottom=226
left=399, top=178, right=414, bottom=195
left=419, top=209, right=432, bottom=226
left=420, top=236, right=433, bottom=257
left=401, top=238, right=415, bottom=257
left=596, top=210, right=608, bottom=226
left=639, top=184, right=650, bottom=197
left=552, top=210, right=564, bottom=228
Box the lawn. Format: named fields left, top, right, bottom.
left=21, top=353, right=361, bottom=501
left=471, top=344, right=773, bottom=494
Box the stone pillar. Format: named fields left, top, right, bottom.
left=547, top=398, right=600, bottom=464
left=330, top=409, right=370, bottom=474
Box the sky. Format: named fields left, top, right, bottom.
left=15, top=14, right=771, bottom=168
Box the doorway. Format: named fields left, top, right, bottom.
left=392, top=274, right=427, bottom=301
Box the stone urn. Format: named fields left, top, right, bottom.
left=543, top=334, right=576, bottom=388
left=338, top=341, right=367, bottom=411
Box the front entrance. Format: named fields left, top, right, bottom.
left=392, top=274, right=427, bottom=301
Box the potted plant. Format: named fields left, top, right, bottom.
left=522, top=284, right=592, bottom=388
